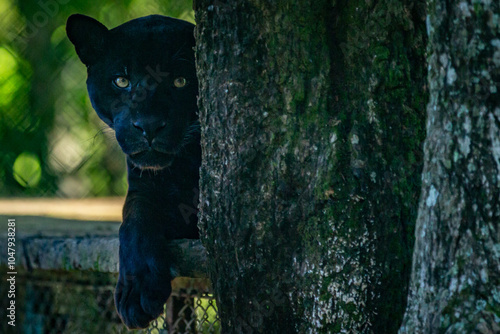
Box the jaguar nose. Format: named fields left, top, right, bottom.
left=133, top=120, right=166, bottom=145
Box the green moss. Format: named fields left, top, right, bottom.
left=93, top=255, right=101, bottom=271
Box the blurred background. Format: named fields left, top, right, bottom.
left=0, top=0, right=194, bottom=199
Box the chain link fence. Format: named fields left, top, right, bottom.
left=0, top=269, right=220, bottom=334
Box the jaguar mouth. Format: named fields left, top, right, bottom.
left=128, top=149, right=174, bottom=170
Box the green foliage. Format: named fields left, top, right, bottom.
left=0, top=0, right=193, bottom=197
left=12, top=151, right=42, bottom=187
left=195, top=296, right=221, bottom=333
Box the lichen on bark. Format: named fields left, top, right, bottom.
left=401, top=1, right=500, bottom=333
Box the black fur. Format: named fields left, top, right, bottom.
left=66, top=14, right=200, bottom=329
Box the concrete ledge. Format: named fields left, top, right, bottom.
left=21, top=236, right=120, bottom=272
left=0, top=213, right=207, bottom=278
left=1, top=235, right=207, bottom=278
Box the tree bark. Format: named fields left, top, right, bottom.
left=195, top=1, right=427, bottom=332
left=401, top=1, right=500, bottom=333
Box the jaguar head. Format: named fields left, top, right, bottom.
left=67, top=14, right=199, bottom=170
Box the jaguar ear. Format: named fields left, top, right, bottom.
left=66, top=14, right=108, bottom=66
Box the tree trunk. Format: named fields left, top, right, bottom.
left=400, top=1, right=500, bottom=333
left=195, top=1, right=426, bottom=332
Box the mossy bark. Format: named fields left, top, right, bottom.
left=400, top=1, right=500, bottom=333
left=195, top=0, right=426, bottom=332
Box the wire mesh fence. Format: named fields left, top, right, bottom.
left=0, top=269, right=220, bottom=334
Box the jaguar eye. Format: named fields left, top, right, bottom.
left=114, top=77, right=130, bottom=88
left=174, top=77, right=187, bottom=88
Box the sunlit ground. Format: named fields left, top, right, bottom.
left=0, top=197, right=123, bottom=221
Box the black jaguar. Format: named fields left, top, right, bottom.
left=67, top=14, right=200, bottom=329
